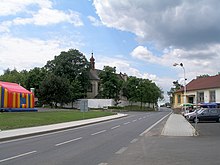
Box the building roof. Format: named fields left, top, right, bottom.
left=89, top=69, right=101, bottom=80
left=0, top=81, right=32, bottom=94
left=177, top=74, right=220, bottom=92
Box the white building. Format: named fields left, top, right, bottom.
left=173, top=74, right=220, bottom=108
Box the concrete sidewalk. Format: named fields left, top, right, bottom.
left=0, top=113, right=127, bottom=141
left=161, top=113, right=196, bottom=136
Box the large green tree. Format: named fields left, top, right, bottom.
left=39, top=74, right=72, bottom=107
left=99, top=66, right=123, bottom=103
left=123, top=76, right=163, bottom=109
left=24, top=67, right=47, bottom=98
left=69, top=80, right=84, bottom=108
left=45, top=49, right=90, bottom=97
left=122, top=76, right=140, bottom=103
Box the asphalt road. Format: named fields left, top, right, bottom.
left=0, top=110, right=171, bottom=165
left=107, top=111, right=220, bottom=165
left=192, top=121, right=220, bottom=137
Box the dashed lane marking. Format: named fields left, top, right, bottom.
left=130, top=138, right=138, bottom=143
left=55, top=137, right=82, bottom=146
left=91, top=130, right=106, bottom=136
left=98, top=163, right=108, bottom=165
left=123, top=122, right=130, bottom=125
left=0, top=151, right=37, bottom=163
left=111, top=125, right=120, bottom=130
left=115, top=147, right=128, bottom=154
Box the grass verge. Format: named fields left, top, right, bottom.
left=0, top=110, right=114, bottom=130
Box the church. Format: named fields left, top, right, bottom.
left=86, top=53, right=128, bottom=99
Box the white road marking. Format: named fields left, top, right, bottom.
left=55, top=137, right=82, bottom=146
left=91, top=130, right=106, bottom=136
left=130, top=138, right=138, bottom=143
left=139, top=112, right=172, bottom=136
left=138, top=117, right=142, bottom=120
left=0, top=150, right=37, bottom=163
left=115, top=147, right=128, bottom=154
left=98, top=163, right=108, bottom=165
left=132, top=119, right=137, bottom=122
left=143, top=116, right=146, bottom=119
left=123, top=122, right=130, bottom=125
left=111, top=125, right=120, bottom=130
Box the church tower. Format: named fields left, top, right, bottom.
left=90, top=52, right=95, bottom=70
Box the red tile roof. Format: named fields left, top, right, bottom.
left=177, top=74, right=220, bottom=92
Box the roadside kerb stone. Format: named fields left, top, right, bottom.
left=161, top=113, right=196, bottom=136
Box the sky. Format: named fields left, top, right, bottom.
left=1, top=0, right=220, bottom=103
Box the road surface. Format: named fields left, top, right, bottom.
left=0, top=110, right=171, bottom=165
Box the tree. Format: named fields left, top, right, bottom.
left=69, top=80, right=84, bottom=108
left=99, top=66, right=123, bottom=103
left=24, top=67, right=47, bottom=98
left=123, top=76, right=163, bottom=109
left=39, top=74, right=72, bottom=107
left=0, top=68, right=27, bottom=86
left=44, top=49, right=90, bottom=98
left=167, top=80, right=182, bottom=104
left=122, top=76, right=140, bottom=103
left=197, top=74, right=210, bottom=79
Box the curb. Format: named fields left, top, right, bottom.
left=0, top=114, right=128, bottom=142
left=161, top=113, right=197, bottom=136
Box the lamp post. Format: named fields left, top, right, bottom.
left=173, top=63, right=187, bottom=114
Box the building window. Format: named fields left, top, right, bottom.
left=87, top=83, right=92, bottom=92
left=197, top=92, right=204, bottom=103
left=177, top=95, right=181, bottom=103
left=209, top=90, right=216, bottom=102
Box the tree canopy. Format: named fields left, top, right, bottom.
left=39, top=74, right=72, bottom=107
left=99, top=66, right=123, bottom=103
left=45, top=49, right=90, bottom=98
left=123, top=76, right=163, bottom=108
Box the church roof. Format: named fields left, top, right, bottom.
left=89, top=69, right=102, bottom=80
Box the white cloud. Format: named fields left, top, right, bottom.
left=0, top=35, right=82, bottom=74
left=95, top=56, right=159, bottom=81
left=13, top=8, right=83, bottom=26
left=131, top=45, right=220, bottom=82
left=93, top=0, right=220, bottom=48
left=88, top=16, right=103, bottom=26
left=0, top=0, right=83, bottom=32
left=131, top=46, right=159, bottom=63
left=0, top=0, right=52, bottom=16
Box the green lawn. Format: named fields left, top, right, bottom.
left=0, top=111, right=114, bottom=130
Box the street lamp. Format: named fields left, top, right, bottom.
left=173, top=63, right=187, bottom=114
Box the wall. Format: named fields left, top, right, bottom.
left=65, top=99, right=156, bottom=109
left=216, top=88, right=220, bottom=102
left=86, top=80, right=99, bottom=99
left=86, top=99, right=115, bottom=108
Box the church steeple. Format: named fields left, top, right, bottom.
left=90, top=52, right=95, bottom=70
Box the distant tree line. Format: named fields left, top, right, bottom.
left=0, top=49, right=163, bottom=108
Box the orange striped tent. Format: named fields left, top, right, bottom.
left=0, top=81, right=36, bottom=112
